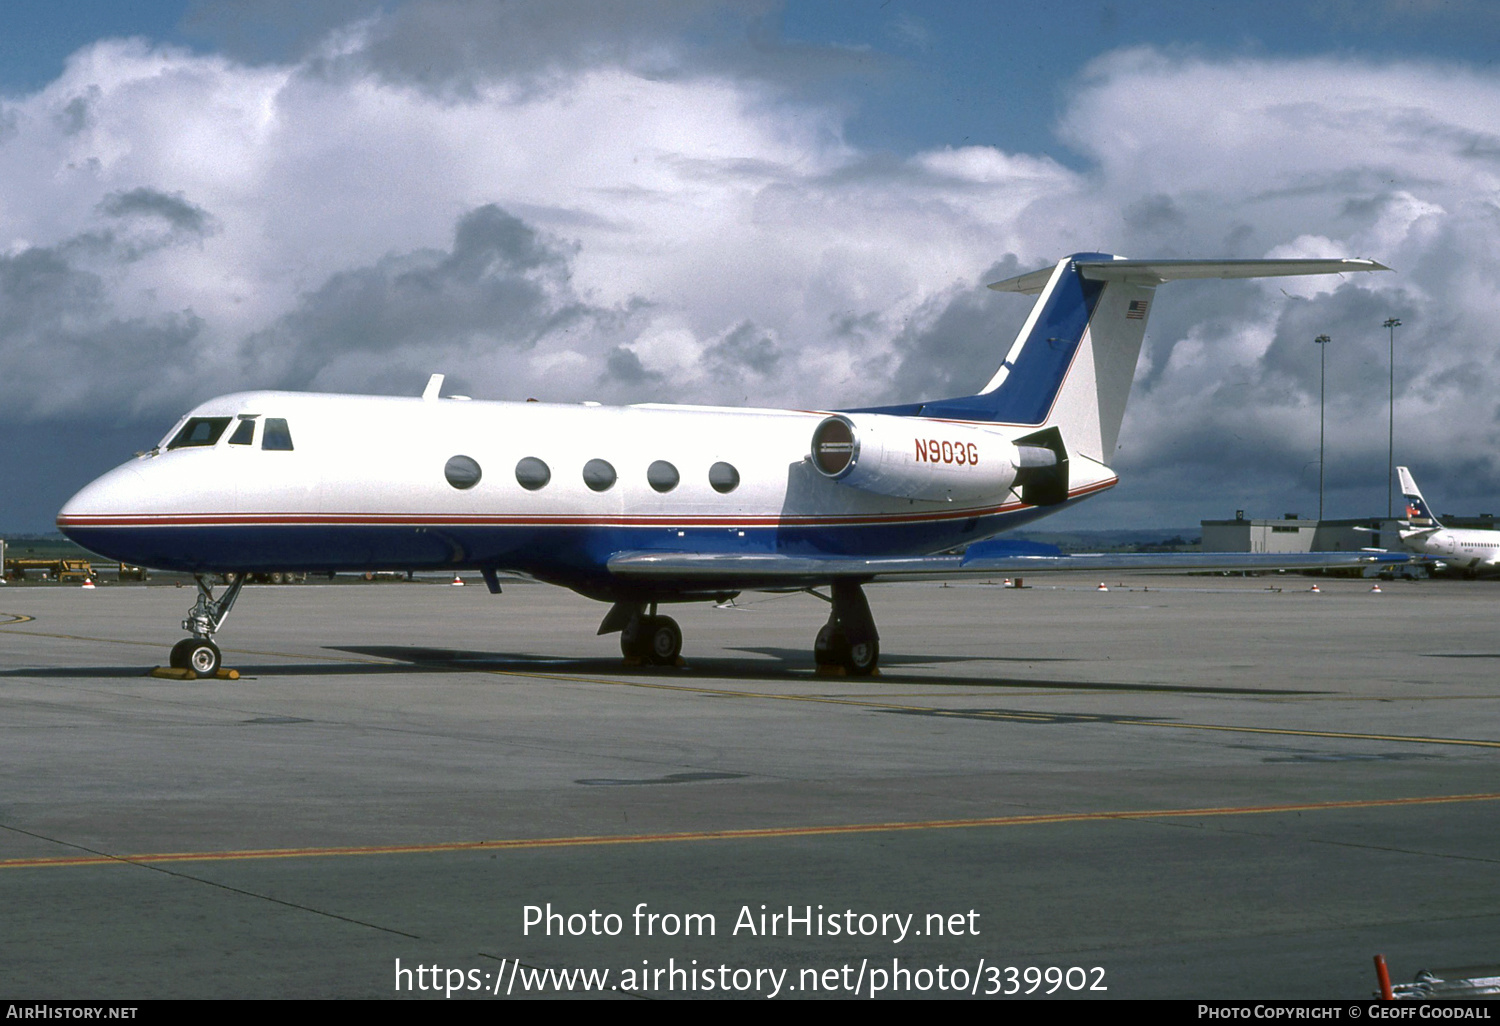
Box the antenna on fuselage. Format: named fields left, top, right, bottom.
left=422, top=373, right=445, bottom=400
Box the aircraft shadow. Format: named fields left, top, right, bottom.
left=332, top=644, right=1321, bottom=695
left=0, top=647, right=1324, bottom=696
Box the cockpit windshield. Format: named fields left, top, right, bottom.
left=166, top=417, right=232, bottom=450
left=228, top=417, right=257, bottom=445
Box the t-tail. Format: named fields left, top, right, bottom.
left=1397, top=466, right=1442, bottom=528
left=858, top=254, right=1390, bottom=491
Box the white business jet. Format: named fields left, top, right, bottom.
left=58, top=253, right=1395, bottom=676
left=1397, top=466, right=1500, bottom=576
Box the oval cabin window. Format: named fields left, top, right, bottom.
left=582, top=459, right=617, bottom=492
left=444, top=455, right=482, bottom=490
left=515, top=457, right=551, bottom=491
left=647, top=460, right=680, bottom=493
left=708, top=461, right=740, bottom=494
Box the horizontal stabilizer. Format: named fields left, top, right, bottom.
left=608, top=549, right=1408, bottom=588
left=989, top=258, right=1390, bottom=295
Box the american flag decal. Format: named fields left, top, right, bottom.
left=1126, top=300, right=1148, bottom=319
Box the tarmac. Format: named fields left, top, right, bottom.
left=1, top=572, right=1498, bottom=1000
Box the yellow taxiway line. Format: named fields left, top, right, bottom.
left=6, top=792, right=1499, bottom=871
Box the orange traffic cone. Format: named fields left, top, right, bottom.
left=1097, top=582, right=1109, bottom=592
left=81, top=578, right=95, bottom=589
left=451, top=575, right=464, bottom=586
left=1310, top=584, right=1321, bottom=593
left=1370, top=583, right=1383, bottom=593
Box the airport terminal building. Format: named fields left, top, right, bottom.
left=1201, top=514, right=1396, bottom=554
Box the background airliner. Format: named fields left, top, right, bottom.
left=1397, top=466, right=1500, bottom=577
left=58, top=253, right=1395, bottom=677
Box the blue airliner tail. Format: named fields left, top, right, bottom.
left=1398, top=466, right=1442, bottom=528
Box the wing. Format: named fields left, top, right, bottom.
left=607, top=549, right=1410, bottom=589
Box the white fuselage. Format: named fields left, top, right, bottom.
left=57, top=390, right=1116, bottom=597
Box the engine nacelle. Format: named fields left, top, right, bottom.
left=809, top=413, right=1054, bottom=504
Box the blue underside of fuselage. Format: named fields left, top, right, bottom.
left=61, top=499, right=1085, bottom=599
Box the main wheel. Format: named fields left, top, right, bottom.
left=813, top=624, right=878, bottom=675
left=814, top=622, right=845, bottom=667
left=620, top=617, right=649, bottom=660
left=646, top=616, right=682, bottom=665
left=844, top=638, right=879, bottom=676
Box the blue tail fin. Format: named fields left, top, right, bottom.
left=851, top=253, right=1390, bottom=470
left=900, top=252, right=1154, bottom=469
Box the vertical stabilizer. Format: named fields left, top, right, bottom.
left=1398, top=466, right=1442, bottom=527
left=910, top=253, right=1154, bottom=467
left=901, top=255, right=1389, bottom=471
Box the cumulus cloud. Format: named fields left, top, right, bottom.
left=3, top=5, right=1499, bottom=531
left=1039, top=48, right=1500, bottom=520
left=239, top=204, right=601, bottom=395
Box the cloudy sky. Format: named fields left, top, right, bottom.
left=3, top=0, right=1499, bottom=533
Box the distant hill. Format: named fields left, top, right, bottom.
left=1008, top=528, right=1203, bottom=553
left=1, top=534, right=102, bottom=562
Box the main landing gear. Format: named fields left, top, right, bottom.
left=611, top=603, right=684, bottom=665
left=598, top=580, right=881, bottom=676
left=811, top=579, right=880, bottom=676
left=168, top=574, right=245, bottom=676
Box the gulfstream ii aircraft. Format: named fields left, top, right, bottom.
left=59, top=253, right=1395, bottom=676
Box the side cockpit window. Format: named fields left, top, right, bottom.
left=228, top=418, right=256, bottom=446
left=166, top=417, right=232, bottom=450
left=262, top=418, right=294, bottom=451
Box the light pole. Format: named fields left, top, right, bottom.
left=1315, top=334, right=1331, bottom=521
left=1384, top=317, right=1401, bottom=518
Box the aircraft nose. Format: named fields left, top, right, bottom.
left=57, top=463, right=151, bottom=524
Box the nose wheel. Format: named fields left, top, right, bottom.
left=169, top=638, right=223, bottom=676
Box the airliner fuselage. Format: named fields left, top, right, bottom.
left=1395, top=466, right=1500, bottom=578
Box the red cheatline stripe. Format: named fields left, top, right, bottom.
left=54, top=481, right=1116, bottom=531
left=6, top=792, right=1495, bottom=870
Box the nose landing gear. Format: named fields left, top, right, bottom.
left=168, top=574, right=245, bottom=677
left=169, top=637, right=223, bottom=675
